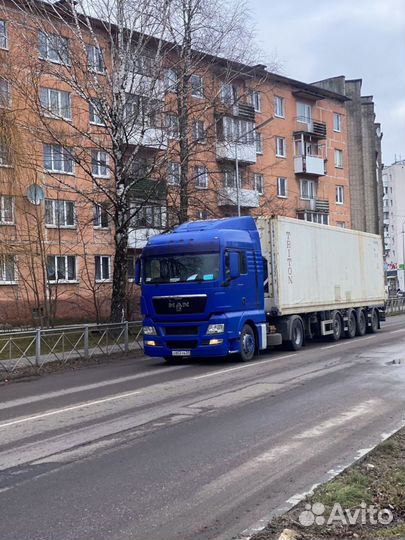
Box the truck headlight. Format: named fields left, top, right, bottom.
left=143, top=326, right=157, bottom=335
left=207, top=323, right=225, bottom=334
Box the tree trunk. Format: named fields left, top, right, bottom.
left=110, top=225, right=129, bottom=323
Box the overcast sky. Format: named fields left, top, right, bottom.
left=249, top=0, right=404, bottom=165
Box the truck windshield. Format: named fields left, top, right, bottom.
left=144, top=253, right=219, bottom=284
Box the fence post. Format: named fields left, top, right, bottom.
left=124, top=321, right=129, bottom=354
left=35, top=328, right=41, bottom=367
left=84, top=325, right=89, bottom=359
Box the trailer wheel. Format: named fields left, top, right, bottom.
left=239, top=324, right=256, bottom=362
left=330, top=311, right=343, bottom=341
left=289, top=318, right=304, bottom=351
left=367, top=308, right=379, bottom=334
left=356, top=309, right=367, bottom=336
left=345, top=310, right=357, bottom=339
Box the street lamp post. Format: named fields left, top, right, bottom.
left=233, top=116, right=273, bottom=217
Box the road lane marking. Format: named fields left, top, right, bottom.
left=294, top=399, right=378, bottom=439
left=321, top=335, right=377, bottom=350
left=389, top=328, right=405, bottom=334
left=0, top=365, right=188, bottom=412
left=0, top=389, right=143, bottom=429
left=192, top=354, right=297, bottom=380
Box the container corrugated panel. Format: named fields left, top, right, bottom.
left=257, top=216, right=385, bottom=316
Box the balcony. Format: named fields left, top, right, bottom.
left=297, top=198, right=330, bottom=213
left=294, top=155, right=326, bottom=176
left=128, top=126, right=168, bottom=150
left=218, top=187, right=260, bottom=208
left=128, top=227, right=163, bottom=249
left=294, top=118, right=327, bottom=139
left=215, top=102, right=256, bottom=121
left=125, top=73, right=165, bottom=100
left=216, top=141, right=257, bottom=164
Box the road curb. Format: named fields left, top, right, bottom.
left=238, top=423, right=405, bottom=540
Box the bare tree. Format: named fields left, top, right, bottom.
left=5, top=0, right=174, bottom=321
left=3, top=0, right=270, bottom=323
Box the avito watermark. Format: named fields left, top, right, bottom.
left=299, top=502, right=393, bottom=527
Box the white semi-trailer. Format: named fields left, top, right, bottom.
left=257, top=216, right=385, bottom=349
left=138, top=216, right=385, bottom=361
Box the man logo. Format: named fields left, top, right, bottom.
left=176, top=302, right=183, bottom=312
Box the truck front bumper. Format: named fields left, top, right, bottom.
left=143, top=318, right=239, bottom=359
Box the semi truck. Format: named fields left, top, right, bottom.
left=136, top=216, right=385, bottom=361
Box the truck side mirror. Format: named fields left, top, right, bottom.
left=135, top=258, right=141, bottom=285
left=229, top=252, right=240, bottom=280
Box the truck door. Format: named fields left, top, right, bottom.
left=225, top=250, right=255, bottom=310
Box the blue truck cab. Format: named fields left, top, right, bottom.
left=138, top=216, right=269, bottom=361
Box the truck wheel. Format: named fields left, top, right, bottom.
left=330, top=311, right=342, bottom=341
left=367, top=308, right=379, bottom=333
left=345, top=310, right=357, bottom=339
left=289, top=318, right=304, bottom=351
left=356, top=309, right=367, bottom=336
left=239, top=324, right=256, bottom=362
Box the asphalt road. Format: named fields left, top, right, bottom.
left=0, top=315, right=404, bottom=540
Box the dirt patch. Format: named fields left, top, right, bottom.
left=252, top=428, right=405, bottom=540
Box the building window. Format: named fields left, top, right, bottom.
left=44, top=144, right=74, bottom=174
left=132, top=55, right=154, bottom=76
left=251, top=91, right=261, bottom=112
left=334, top=149, right=343, bottom=168
left=336, top=221, right=346, bottom=228
left=298, top=212, right=328, bottom=225
left=0, top=78, right=10, bottom=107
left=93, top=203, right=109, bottom=228
left=192, top=120, right=205, bottom=143
left=336, top=185, right=344, bottom=204
left=39, top=32, right=69, bottom=64
left=40, top=88, right=71, bottom=120
left=221, top=83, right=237, bottom=105
left=0, top=195, right=14, bottom=224
left=45, top=199, right=75, bottom=228
left=254, top=173, right=264, bottom=195
left=191, top=74, right=203, bottom=97
left=333, top=113, right=342, bottom=132
left=133, top=205, right=166, bottom=228
left=223, top=169, right=236, bottom=188
left=166, top=114, right=179, bottom=139
left=255, top=132, right=263, bottom=154
left=47, top=255, right=77, bottom=283
left=220, top=117, right=255, bottom=144
left=296, top=102, right=312, bottom=124
left=276, top=136, right=286, bottom=157
left=86, top=45, right=105, bottom=73
left=300, top=179, right=316, bottom=200
left=0, top=255, right=15, bottom=283
left=127, top=255, right=136, bottom=281
left=89, top=99, right=105, bottom=125
left=277, top=177, right=288, bottom=198
left=168, top=162, right=181, bottom=185
left=275, top=95, right=284, bottom=118
left=164, top=68, right=178, bottom=92
left=91, top=150, right=109, bottom=177
left=95, top=256, right=111, bottom=282
left=0, top=20, right=8, bottom=49
left=195, top=165, right=208, bottom=189
left=0, top=143, right=11, bottom=166
left=197, top=210, right=208, bottom=220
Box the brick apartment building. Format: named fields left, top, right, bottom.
left=0, top=0, right=351, bottom=325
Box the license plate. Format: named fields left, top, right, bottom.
left=172, top=350, right=191, bottom=356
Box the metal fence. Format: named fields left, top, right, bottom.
left=0, top=321, right=143, bottom=375
left=385, top=297, right=405, bottom=315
